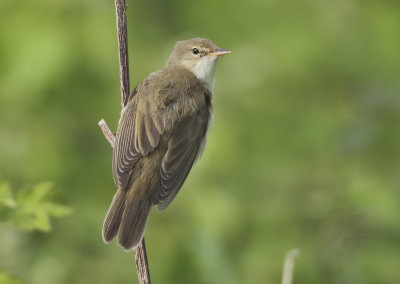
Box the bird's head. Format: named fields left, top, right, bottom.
left=166, top=38, right=231, bottom=87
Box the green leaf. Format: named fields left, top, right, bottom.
left=0, top=180, right=16, bottom=208
left=0, top=178, right=72, bottom=232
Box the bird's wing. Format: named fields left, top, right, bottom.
left=112, top=89, right=166, bottom=189
left=155, top=109, right=209, bottom=211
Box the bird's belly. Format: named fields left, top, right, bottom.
left=196, top=107, right=214, bottom=161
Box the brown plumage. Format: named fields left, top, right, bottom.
left=102, top=38, right=230, bottom=250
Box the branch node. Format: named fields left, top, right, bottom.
left=98, top=119, right=116, bottom=148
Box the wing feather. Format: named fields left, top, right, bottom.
left=112, top=90, right=166, bottom=189
left=113, top=102, right=141, bottom=188
left=155, top=110, right=209, bottom=211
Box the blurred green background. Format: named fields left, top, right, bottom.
left=1, top=0, right=400, bottom=283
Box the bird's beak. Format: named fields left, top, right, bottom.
left=208, top=48, right=231, bottom=57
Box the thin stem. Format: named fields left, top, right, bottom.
left=97, top=0, right=151, bottom=283
left=282, top=248, right=300, bottom=284
left=115, top=0, right=130, bottom=108
left=135, top=238, right=151, bottom=284
left=98, top=119, right=115, bottom=148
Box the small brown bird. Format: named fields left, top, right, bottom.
left=102, top=38, right=230, bottom=250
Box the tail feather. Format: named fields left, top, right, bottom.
left=102, top=189, right=126, bottom=243
left=118, top=199, right=151, bottom=250
left=102, top=188, right=151, bottom=250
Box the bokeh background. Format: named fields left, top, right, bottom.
left=1, top=0, right=400, bottom=283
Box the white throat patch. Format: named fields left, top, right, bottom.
left=190, top=56, right=218, bottom=92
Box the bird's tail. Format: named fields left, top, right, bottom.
left=102, top=188, right=151, bottom=250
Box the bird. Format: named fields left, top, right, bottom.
left=102, top=38, right=231, bottom=250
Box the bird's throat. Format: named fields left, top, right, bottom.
left=191, top=57, right=218, bottom=92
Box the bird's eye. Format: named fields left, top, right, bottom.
left=192, top=48, right=199, bottom=55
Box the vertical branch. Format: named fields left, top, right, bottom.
left=135, top=238, right=151, bottom=284
left=98, top=1, right=151, bottom=283
left=115, top=0, right=130, bottom=108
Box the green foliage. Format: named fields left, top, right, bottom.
left=0, top=179, right=71, bottom=232
left=0, top=179, right=70, bottom=283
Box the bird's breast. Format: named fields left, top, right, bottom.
left=195, top=91, right=214, bottom=160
